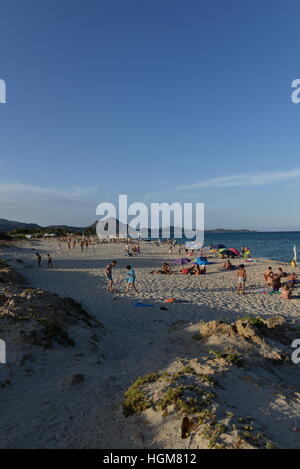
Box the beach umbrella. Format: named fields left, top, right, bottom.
left=194, top=256, right=209, bottom=266
left=227, top=248, right=240, bottom=256
left=211, top=244, right=226, bottom=249
left=222, top=249, right=238, bottom=258
left=174, top=257, right=191, bottom=266
left=218, top=248, right=227, bottom=253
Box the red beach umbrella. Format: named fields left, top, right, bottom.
left=227, top=248, right=240, bottom=256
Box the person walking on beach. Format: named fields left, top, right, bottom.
left=36, top=253, right=42, bottom=267
left=47, top=254, right=53, bottom=268
left=125, top=265, right=138, bottom=292
left=237, top=264, right=247, bottom=294
left=105, top=261, right=117, bottom=292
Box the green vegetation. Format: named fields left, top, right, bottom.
left=123, top=372, right=161, bottom=416
left=123, top=367, right=217, bottom=418
left=28, top=318, right=75, bottom=349
left=123, top=368, right=277, bottom=449
left=63, top=297, right=98, bottom=327
left=209, top=349, right=244, bottom=367
left=239, top=316, right=265, bottom=327
left=265, top=441, right=276, bottom=449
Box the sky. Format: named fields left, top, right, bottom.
left=0, top=0, right=300, bottom=230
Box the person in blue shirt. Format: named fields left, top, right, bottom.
left=125, top=265, right=138, bottom=293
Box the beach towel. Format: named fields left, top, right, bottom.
left=134, top=302, right=155, bottom=307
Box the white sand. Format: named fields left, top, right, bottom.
left=1, top=239, right=300, bottom=448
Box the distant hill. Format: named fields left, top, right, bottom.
left=0, top=218, right=41, bottom=232
left=0, top=218, right=256, bottom=236
left=205, top=229, right=256, bottom=233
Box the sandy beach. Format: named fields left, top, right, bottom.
left=1, top=239, right=300, bottom=449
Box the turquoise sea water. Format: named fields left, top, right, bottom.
left=174, top=232, right=300, bottom=263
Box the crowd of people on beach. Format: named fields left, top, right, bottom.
left=33, top=238, right=298, bottom=301
left=263, top=266, right=297, bottom=299
left=124, top=243, right=141, bottom=257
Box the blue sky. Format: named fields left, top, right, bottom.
left=0, top=0, right=300, bottom=230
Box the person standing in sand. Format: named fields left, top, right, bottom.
left=237, top=264, right=247, bottom=294
left=47, top=254, right=53, bottom=268
left=105, top=261, right=117, bottom=292
left=125, top=265, right=138, bottom=293
left=36, top=253, right=42, bottom=267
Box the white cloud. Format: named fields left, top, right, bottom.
left=176, top=169, right=300, bottom=191
left=0, top=183, right=98, bottom=226
left=0, top=183, right=97, bottom=199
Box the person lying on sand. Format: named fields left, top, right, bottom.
left=237, top=264, right=247, bottom=294
left=179, top=266, right=195, bottom=275
left=179, top=265, right=206, bottom=275
left=287, top=272, right=297, bottom=288
left=190, top=265, right=202, bottom=275
left=222, top=259, right=233, bottom=270
left=104, top=260, right=117, bottom=292
left=151, top=263, right=173, bottom=274
left=264, top=267, right=273, bottom=286
left=197, top=265, right=206, bottom=275
left=278, top=267, right=287, bottom=278
left=281, top=284, right=291, bottom=300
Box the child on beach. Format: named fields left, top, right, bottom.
left=125, top=265, right=138, bottom=292
left=237, top=264, right=247, bottom=294
left=104, top=261, right=117, bottom=292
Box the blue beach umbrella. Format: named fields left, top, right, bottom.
left=194, top=257, right=209, bottom=266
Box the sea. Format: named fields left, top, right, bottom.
left=163, top=232, right=300, bottom=263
